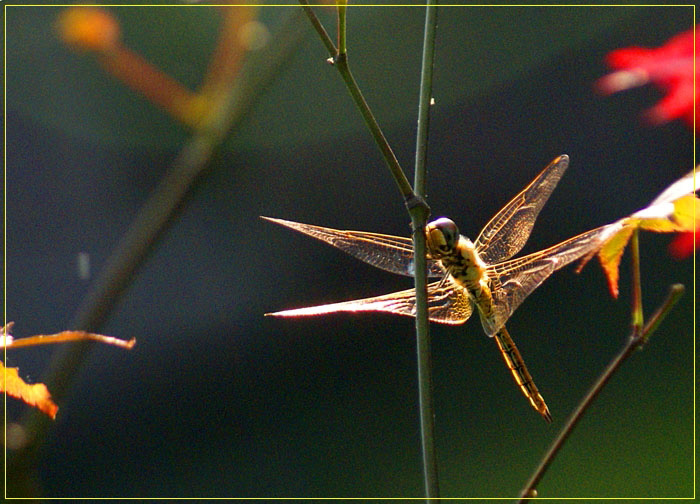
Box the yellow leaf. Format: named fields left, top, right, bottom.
left=1, top=360, right=58, bottom=419
left=634, top=194, right=699, bottom=233
left=671, top=194, right=700, bottom=230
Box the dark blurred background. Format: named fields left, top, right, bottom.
left=4, top=3, right=694, bottom=498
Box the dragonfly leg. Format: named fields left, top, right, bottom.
left=494, top=327, right=552, bottom=423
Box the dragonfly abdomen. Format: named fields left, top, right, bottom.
left=494, top=327, right=552, bottom=422
left=469, top=281, right=498, bottom=325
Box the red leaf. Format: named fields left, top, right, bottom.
left=669, top=229, right=697, bottom=260
left=598, top=27, right=698, bottom=129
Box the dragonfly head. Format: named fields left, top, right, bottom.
left=426, top=217, right=459, bottom=258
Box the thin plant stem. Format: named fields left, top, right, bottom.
left=334, top=57, right=417, bottom=201
left=517, top=283, right=685, bottom=502
left=413, top=2, right=437, bottom=202
left=299, top=1, right=336, bottom=56
left=298, top=0, right=416, bottom=203
left=336, top=0, right=347, bottom=56
left=300, top=2, right=439, bottom=498
left=412, top=1, right=440, bottom=500
left=8, top=8, right=311, bottom=482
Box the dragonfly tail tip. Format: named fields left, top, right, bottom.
left=542, top=408, right=553, bottom=423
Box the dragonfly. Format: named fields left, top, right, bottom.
left=263, top=155, right=610, bottom=422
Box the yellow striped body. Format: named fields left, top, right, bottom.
left=494, top=327, right=551, bottom=422
left=429, top=227, right=552, bottom=422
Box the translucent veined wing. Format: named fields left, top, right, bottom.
left=262, top=216, right=445, bottom=277
left=474, top=155, right=570, bottom=264
left=480, top=224, right=611, bottom=336
left=266, top=280, right=474, bottom=324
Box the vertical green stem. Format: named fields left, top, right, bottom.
left=413, top=2, right=437, bottom=201
left=412, top=1, right=440, bottom=500
left=300, top=2, right=438, bottom=497
left=630, top=228, right=644, bottom=339
left=336, top=0, right=347, bottom=56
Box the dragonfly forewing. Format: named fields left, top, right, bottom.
left=474, top=155, right=569, bottom=264
left=261, top=216, right=445, bottom=277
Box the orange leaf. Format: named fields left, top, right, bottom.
left=597, top=223, right=635, bottom=298
left=1, top=360, right=58, bottom=419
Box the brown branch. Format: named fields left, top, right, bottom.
left=517, top=283, right=685, bottom=501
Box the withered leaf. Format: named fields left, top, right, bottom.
left=1, top=360, right=58, bottom=419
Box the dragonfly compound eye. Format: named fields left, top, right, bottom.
left=426, top=217, right=459, bottom=256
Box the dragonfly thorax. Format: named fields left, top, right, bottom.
left=443, top=238, right=486, bottom=286
left=426, top=217, right=486, bottom=288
